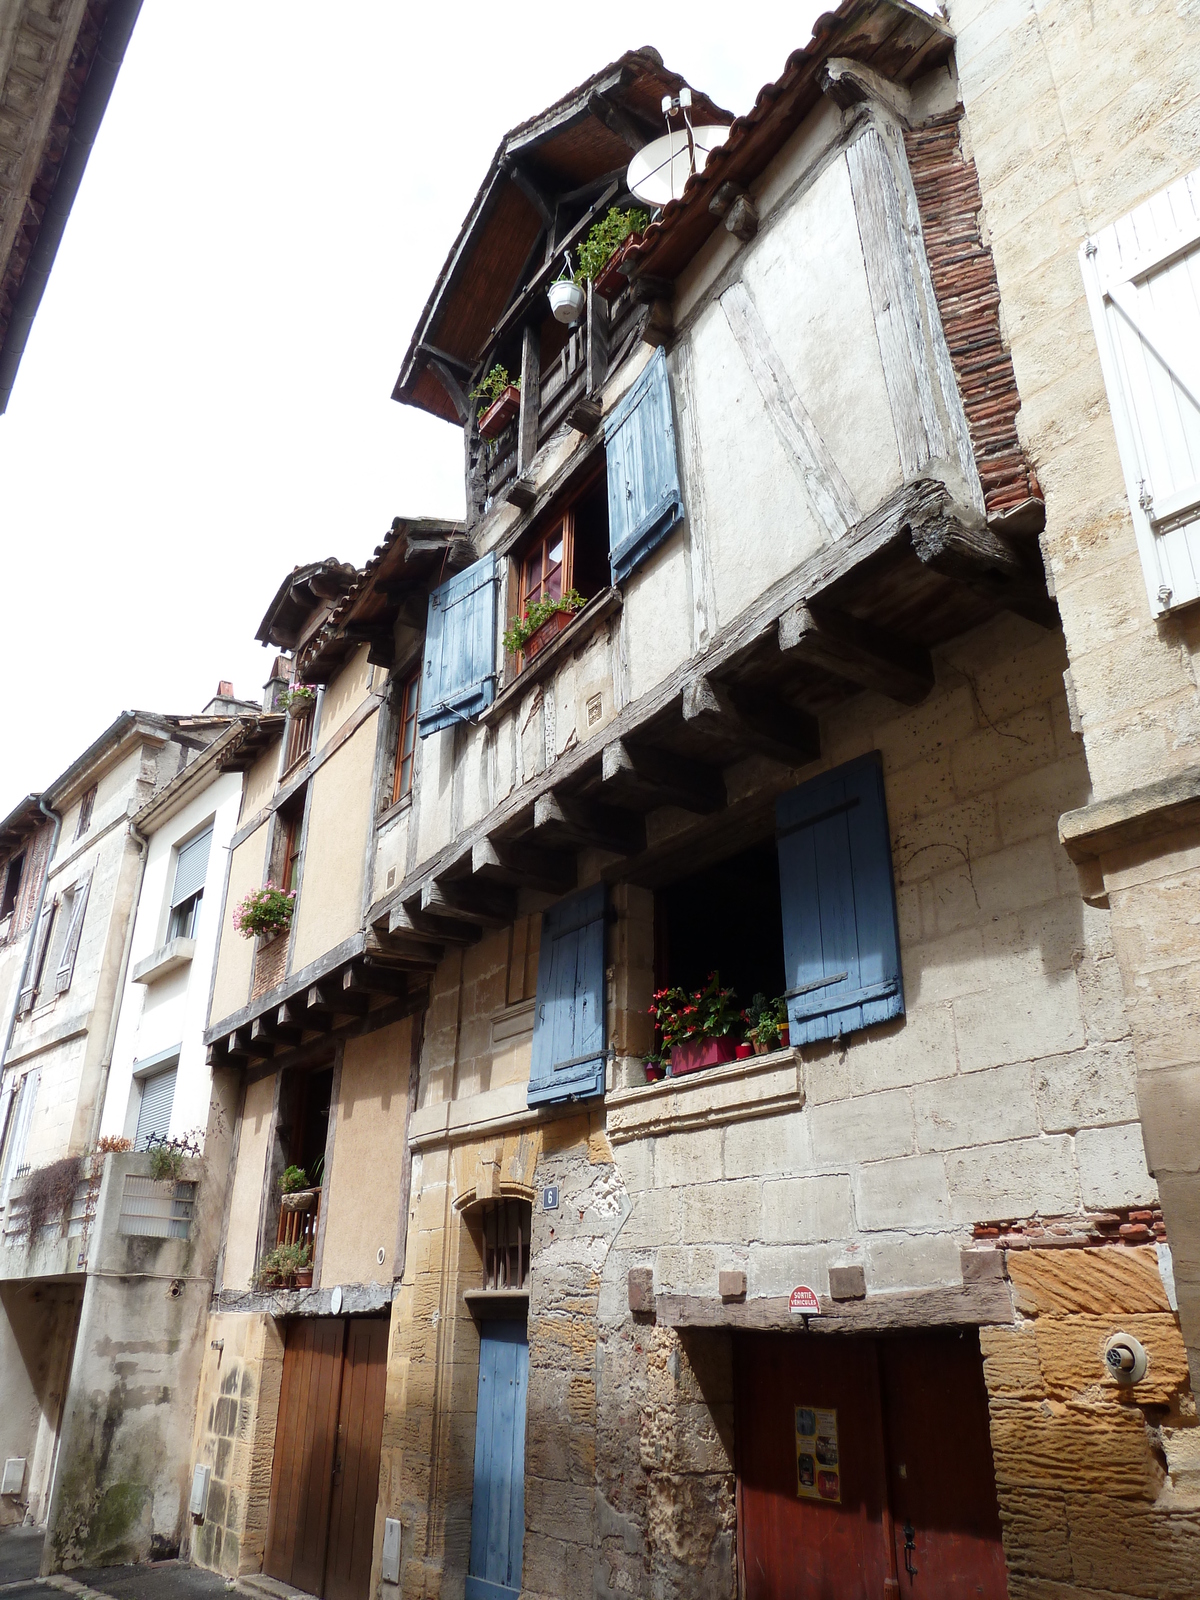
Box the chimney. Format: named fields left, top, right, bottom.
left=262, top=656, right=291, bottom=714
left=202, top=680, right=261, bottom=717
left=217, top=680, right=234, bottom=698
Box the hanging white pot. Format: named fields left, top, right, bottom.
left=549, top=278, right=585, bottom=324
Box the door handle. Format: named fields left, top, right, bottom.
left=903, top=1522, right=917, bottom=1584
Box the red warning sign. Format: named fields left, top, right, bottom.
left=789, top=1285, right=820, bottom=1315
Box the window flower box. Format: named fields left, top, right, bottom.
left=669, top=1036, right=739, bottom=1077
left=525, top=608, right=575, bottom=661
left=593, top=235, right=641, bottom=300
left=477, top=384, right=521, bottom=440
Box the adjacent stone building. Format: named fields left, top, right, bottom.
left=189, top=6, right=1200, bottom=1600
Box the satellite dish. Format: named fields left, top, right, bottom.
left=627, top=125, right=731, bottom=208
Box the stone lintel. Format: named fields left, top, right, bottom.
left=656, top=1280, right=1014, bottom=1332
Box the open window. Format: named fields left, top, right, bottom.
left=274, top=792, right=305, bottom=895
left=168, top=826, right=212, bottom=941
left=0, top=852, right=24, bottom=925
left=655, top=839, right=787, bottom=1007
left=507, top=468, right=609, bottom=674
left=391, top=667, right=420, bottom=805
left=74, top=785, right=96, bottom=841
left=282, top=700, right=315, bottom=774
left=271, top=1063, right=333, bottom=1258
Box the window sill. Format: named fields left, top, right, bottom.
left=606, top=1046, right=804, bottom=1144
left=483, top=586, right=622, bottom=724
left=464, top=1288, right=530, bottom=1321
left=378, top=792, right=413, bottom=829
left=132, top=937, right=196, bottom=985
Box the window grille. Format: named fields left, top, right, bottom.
left=481, top=1198, right=531, bottom=1291
left=119, top=1175, right=197, bottom=1239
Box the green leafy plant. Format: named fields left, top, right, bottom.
left=258, top=1240, right=312, bottom=1288
left=503, top=589, right=586, bottom=658
left=469, top=364, right=518, bottom=415
left=232, top=883, right=296, bottom=940
left=148, top=1145, right=185, bottom=1182
left=646, top=972, right=741, bottom=1068
left=744, top=992, right=788, bottom=1051
left=575, top=207, right=649, bottom=284
left=282, top=682, right=317, bottom=714
left=279, top=1165, right=309, bottom=1194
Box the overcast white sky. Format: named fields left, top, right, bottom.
left=0, top=1, right=832, bottom=816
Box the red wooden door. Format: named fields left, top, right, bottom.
left=265, top=1319, right=346, bottom=1595
left=735, top=1330, right=1007, bottom=1600
left=879, top=1331, right=1007, bottom=1597
left=324, top=1318, right=390, bottom=1600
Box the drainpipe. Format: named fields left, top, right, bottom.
left=0, top=796, right=61, bottom=1081
left=85, top=818, right=148, bottom=1152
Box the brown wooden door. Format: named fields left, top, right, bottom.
left=265, top=1319, right=345, bottom=1595
left=735, top=1330, right=1007, bottom=1600
left=879, top=1331, right=1007, bottom=1597
left=324, top=1318, right=390, bottom=1600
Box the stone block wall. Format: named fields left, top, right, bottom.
left=980, top=1244, right=1199, bottom=1600
left=187, top=1312, right=284, bottom=1577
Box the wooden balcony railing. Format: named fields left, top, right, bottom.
left=277, top=1188, right=321, bottom=1252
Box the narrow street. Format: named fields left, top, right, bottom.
left=0, top=1532, right=229, bottom=1600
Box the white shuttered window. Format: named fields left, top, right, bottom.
left=1081, top=168, right=1200, bottom=616
left=135, top=1066, right=177, bottom=1149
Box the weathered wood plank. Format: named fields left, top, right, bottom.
left=517, top=323, right=541, bottom=474
left=532, top=792, right=646, bottom=856
left=600, top=738, right=726, bottom=814
left=778, top=602, right=934, bottom=704
left=681, top=675, right=820, bottom=765
left=472, top=837, right=575, bottom=895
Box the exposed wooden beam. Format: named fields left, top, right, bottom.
left=417, top=341, right=474, bottom=375
left=421, top=878, right=515, bottom=929
left=267, top=1005, right=304, bottom=1047
left=231, top=1026, right=268, bottom=1060
left=388, top=903, right=479, bottom=947
left=426, top=356, right=470, bottom=423
left=518, top=323, right=541, bottom=475
left=282, top=998, right=330, bottom=1035
left=501, top=158, right=555, bottom=228
left=308, top=982, right=369, bottom=1020
left=681, top=676, right=820, bottom=765
left=472, top=837, right=575, bottom=895
left=909, top=515, right=1057, bottom=628
left=777, top=604, right=934, bottom=705
left=600, top=738, right=726, bottom=813
left=532, top=791, right=646, bottom=856
left=344, top=963, right=407, bottom=998
left=365, top=924, right=445, bottom=967
left=586, top=90, right=657, bottom=151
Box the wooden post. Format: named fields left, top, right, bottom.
left=518, top=323, right=541, bottom=475
left=586, top=279, right=609, bottom=398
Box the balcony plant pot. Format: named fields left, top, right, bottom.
left=477, top=385, right=521, bottom=440
left=294, top=1268, right=313, bottom=1288
left=549, top=278, right=585, bottom=324
left=593, top=234, right=642, bottom=301
left=644, top=1062, right=665, bottom=1083
left=669, top=1036, right=738, bottom=1077
left=735, top=1042, right=754, bottom=1060
left=780, top=1024, right=790, bottom=1048
left=281, top=1188, right=318, bottom=1213
left=525, top=608, right=574, bottom=661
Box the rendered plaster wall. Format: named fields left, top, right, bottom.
left=187, top=1311, right=285, bottom=1578
left=240, top=745, right=279, bottom=822
left=289, top=715, right=377, bottom=971
left=981, top=1244, right=1199, bottom=1600
left=319, top=1018, right=412, bottom=1285
left=316, top=645, right=374, bottom=745
left=948, top=0, right=1200, bottom=798
left=220, top=1074, right=275, bottom=1293
left=209, top=825, right=268, bottom=1027
left=609, top=616, right=1153, bottom=1304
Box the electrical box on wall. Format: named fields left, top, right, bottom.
left=381, top=1517, right=402, bottom=1585
left=189, top=1462, right=211, bottom=1522
left=1, top=1458, right=25, bottom=1496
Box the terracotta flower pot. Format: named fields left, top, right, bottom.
left=593, top=234, right=643, bottom=301
left=669, top=1036, right=738, bottom=1077
left=477, top=384, right=521, bottom=440
left=295, top=1268, right=313, bottom=1288
left=525, top=608, right=575, bottom=661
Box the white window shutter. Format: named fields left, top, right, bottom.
left=135, top=1066, right=178, bottom=1150
left=1081, top=168, right=1200, bottom=616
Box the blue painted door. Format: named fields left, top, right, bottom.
left=466, top=1321, right=529, bottom=1600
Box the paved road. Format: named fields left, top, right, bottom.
left=0, top=1532, right=230, bottom=1600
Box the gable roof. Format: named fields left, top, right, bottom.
left=392, top=48, right=731, bottom=423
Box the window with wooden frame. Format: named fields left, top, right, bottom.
left=507, top=467, right=609, bottom=673
left=74, top=785, right=96, bottom=841
left=282, top=703, right=314, bottom=774
left=0, top=853, right=24, bottom=924
left=391, top=669, right=420, bottom=805
left=276, top=792, right=306, bottom=895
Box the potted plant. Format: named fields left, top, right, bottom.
left=503, top=589, right=586, bottom=664
left=471, top=365, right=521, bottom=439
left=576, top=206, right=649, bottom=301
left=258, top=1240, right=312, bottom=1290
left=549, top=259, right=585, bottom=324
left=279, top=1165, right=317, bottom=1211
left=232, top=883, right=296, bottom=942
left=642, top=1059, right=666, bottom=1083
left=282, top=682, right=317, bottom=715
left=745, top=993, right=790, bottom=1054
left=648, top=972, right=742, bottom=1077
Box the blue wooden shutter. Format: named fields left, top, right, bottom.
left=466, top=1320, right=529, bottom=1600
left=418, top=552, right=497, bottom=737
left=605, top=346, right=684, bottom=583
left=527, top=882, right=606, bottom=1108
left=775, top=752, right=903, bottom=1045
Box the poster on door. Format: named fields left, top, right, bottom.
left=796, top=1405, right=840, bottom=1502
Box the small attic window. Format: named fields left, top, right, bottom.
left=74, top=786, right=96, bottom=841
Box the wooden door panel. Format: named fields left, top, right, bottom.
left=264, top=1319, right=345, bottom=1594
left=325, top=1319, right=390, bottom=1600
left=735, top=1333, right=888, bottom=1600
left=879, top=1331, right=1008, bottom=1599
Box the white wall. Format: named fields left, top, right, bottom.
left=101, top=768, right=244, bottom=1151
